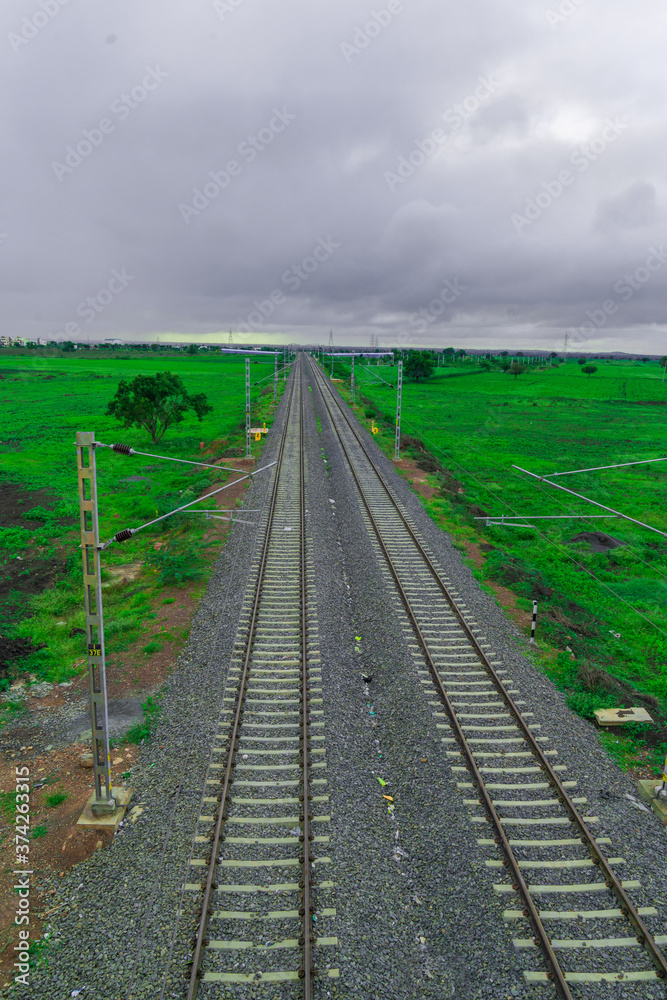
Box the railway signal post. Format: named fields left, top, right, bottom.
left=394, top=360, right=403, bottom=460
left=350, top=353, right=355, bottom=404
left=273, top=350, right=278, bottom=405
left=75, top=431, right=115, bottom=815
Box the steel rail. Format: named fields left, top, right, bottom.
left=309, top=356, right=667, bottom=990
left=298, top=361, right=314, bottom=991
left=186, top=370, right=299, bottom=998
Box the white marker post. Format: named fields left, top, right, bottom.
left=530, top=601, right=537, bottom=644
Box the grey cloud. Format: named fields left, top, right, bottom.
left=1, top=0, right=667, bottom=350
left=593, top=180, right=661, bottom=232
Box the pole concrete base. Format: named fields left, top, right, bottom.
left=77, top=786, right=133, bottom=831
left=637, top=780, right=667, bottom=825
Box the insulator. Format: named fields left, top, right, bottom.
left=114, top=529, right=135, bottom=543
left=111, top=442, right=133, bottom=455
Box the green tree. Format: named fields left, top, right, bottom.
left=506, top=362, right=526, bottom=380
left=106, top=371, right=213, bottom=443
left=660, top=356, right=667, bottom=368
left=187, top=343, right=199, bottom=356
left=404, top=352, right=434, bottom=382
left=61, top=341, right=76, bottom=352
left=581, top=365, right=598, bottom=377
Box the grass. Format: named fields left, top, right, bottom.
left=0, top=352, right=286, bottom=684
left=0, top=698, right=27, bottom=731
left=44, top=790, right=68, bottom=808
left=141, top=640, right=162, bottom=656
left=328, top=355, right=667, bottom=774
left=0, top=790, right=18, bottom=821
left=31, top=824, right=47, bottom=838
left=118, top=693, right=163, bottom=745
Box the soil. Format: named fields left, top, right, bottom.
left=0, top=637, right=44, bottom=684
left=569, top=531, right=626, bottom=552
left=393, top=458, right=440, bottom=499
left=0, top=550, right=67, bottom=601
left=0, top=460, right=255, bottom=986
left=0, top=483, right=64, bottom=530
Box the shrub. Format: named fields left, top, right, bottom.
left=566, top=688, right=617, bottom=720
left=147, top=538, right=210, bottom=586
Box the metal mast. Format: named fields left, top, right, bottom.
left=394, top=360, right=403, bottom=460
left=76, top=432, right=114, bottom=814
left=245, top=357, right=252, bottom=458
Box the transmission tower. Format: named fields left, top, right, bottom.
left=328, top=330, right=334, bottom=351
left=228, top=330, right=234, bottom=344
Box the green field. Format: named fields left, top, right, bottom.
left=0, top=352, right=284, bottom=686
left=330, top=356, right=667, bottom=772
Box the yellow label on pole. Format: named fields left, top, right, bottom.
left=372, top=427, right=378, bottom=434
left=255, top=431, right=261, bottom=441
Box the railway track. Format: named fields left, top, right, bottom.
left=308, top=354, right=667, bottom=998
left=185, top=361, right=338, bottom=996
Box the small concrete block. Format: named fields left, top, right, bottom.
left=637, top=780, right=667, bottom=825
left=594, top=707, right=654, bottom=726
left=77, top=787, right=133, bottom=831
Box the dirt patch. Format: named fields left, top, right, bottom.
left=0, top=551, right=66, bottom=600
left=0, top=635, right=45, bottom=686
left=0, top=483, right=62, bottom=529
left=393, top=458, right=440, bottom=499
left=459, top=540, right=532, bottom=632
left=569, top=532, right=626, bottom=553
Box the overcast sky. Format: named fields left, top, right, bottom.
left=2, top=0, right=666, bottom=350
